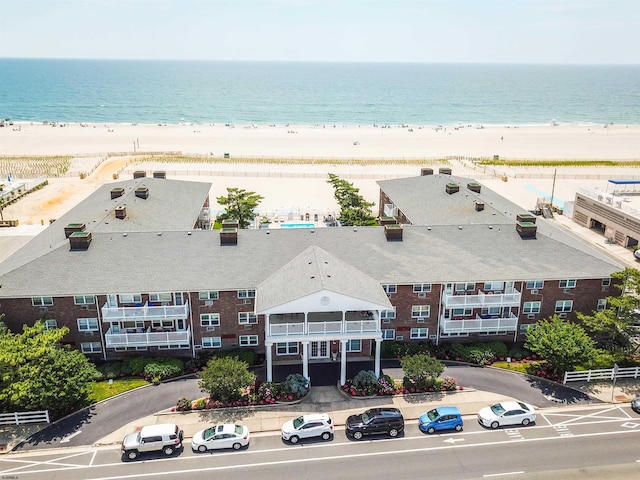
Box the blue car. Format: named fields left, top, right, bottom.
left=419, top=406, right=463, bottom=434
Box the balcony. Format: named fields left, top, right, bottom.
left=440, top=313, right=518, bottom=334
left=268, top=320, right=379, bottom=338
left=105, top=326, right=191, bottom=348
left=101, top=301, right=190, bottom=322
left=442, top=289, right=521, bottom=309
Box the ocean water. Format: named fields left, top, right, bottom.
left=1, top=59, right=639, bottom=126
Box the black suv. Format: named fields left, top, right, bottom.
left=345, top=408, right=405, bottom=439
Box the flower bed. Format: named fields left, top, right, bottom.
left=340, top=374, right=462, bottom=397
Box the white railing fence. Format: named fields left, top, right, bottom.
left=0, top=410, right=50, bottom=426
left=563, top=366, right=640, bottom=384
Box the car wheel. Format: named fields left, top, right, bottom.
left=289, top=435, right=299, bottom=444
left=455, top=424, right=463, bottom=432
left=353, top=431, right=363, bottom=440
left=427, top=427, right=436, bottom=434
left=490, top=421, right=499, bottom=429
left=126, top=450, right=139, bottom=460
left=197, top=445, right=207, bottom=453
left=163, top=446, right=174, bottom=456
left=389, top=428, right=399, bottom=437
left=233, top=442, right=242, bottom=450
left=522, top=418, right=531, bottom=426
left=321, top=432, right=331, bottom=441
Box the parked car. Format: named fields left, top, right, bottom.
left=631, top=396, right=640, bottom=414
left=345, top=408, right=404, bottom=440
left=191, top=424, right=250, bottom=452
left=121, top=423, right=183, bottom=460
left=419, top=406, right=463, bottom=434
left=281, top=413, right=333, bottom=444
left=477, top=401, right=536, bottom=429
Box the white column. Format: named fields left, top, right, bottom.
left=302, top=341, right=309, bottom=380
left=340, top=339, right=348, bottom=386
left=374, top=338, right=382, bottom=378
left=266, top=342, right=273, bottom=382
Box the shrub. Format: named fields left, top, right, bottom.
left=215, top=348, right=259, bottom=366
left=380, top=340, right=434, bottom=359
left=124, top=357, right=151, bottom=376
left=375, top=374, right=397, bottom=395
left=176, top=396, right=192, bottom=411
left=193, top=398, right=207, bottom=410
left=143, top=358, right=184, bottom=381
left=281, top=373, right=309, bottom=397
left=442, top=376, right=458, bottom=391
left=257, top=381, right=280, bottom=402
left=353, top=370, right=377, bottom=388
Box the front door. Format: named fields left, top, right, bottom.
left=310, top=341, right=329, bottom=359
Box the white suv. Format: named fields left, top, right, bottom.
left=281, top=413, right=333, bottom=444
left=121, top=423, right=184, bottom=460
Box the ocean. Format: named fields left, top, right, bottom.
left=1, top=59, right=639, bottom=126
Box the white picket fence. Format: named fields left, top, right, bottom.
left=563, top=366, right=640, bottom=384
left=0, top=410, right=50, bottom=426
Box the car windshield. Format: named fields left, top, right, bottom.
left=517, top=402, right=529, bottom=411
left=361, top=411, right=372, bottom=423
left=292, top=416, right=305, bottom=429
left=490, top=403, right=506, bottom=416
left=234, top=425, right=243, bottom=435
left=426, top=409, right=438, bottom=421
left=203, top=427, right=217, bottom=440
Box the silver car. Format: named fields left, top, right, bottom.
left=477, top=401, right=536, bottom=429
left=281, top=413, right=333, bottom=444
left=191, top=424, right=250, bottom=452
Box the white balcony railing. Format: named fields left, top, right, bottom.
left=101, top=301, right=190, bottom=322
left=268, top=320, right=380, bottom=337
left=442, top=289, right=521, bottom=309
left=105, top=326, right=191, bottom=348
left=440, top=313, right=518, bottom=334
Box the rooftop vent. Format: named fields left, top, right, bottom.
left=439, top=167, right=452, bottom=175
left=110, top=187, right=125, bottom=199
left=516, top=213, right=537, bottom=224
left=420, top=167, right=434, bottom=176
left=221, top=219, right=239, bottom=229
left=475, top=201, right=485, bottom=212
left=135, top=187, right=149, bottom=199
left=445, top=183, right=460, bottom=195
left=69, top=231, right=92, bottom=251
left=384, top=224, right=403, bottom=241
left=133, top=170, right=146, bottom=179
left=516, top=222, right=537, bottom=239
left=379, top=216, right=397, bottom=226
left=220, top=227, right=238, bottom=245
left=64, top=223, right=86, bottom=238
left=153, top=171, right=166, bottom=179
left=467, top=182, right=481, bottom=193
left=115, top=205, right=127, bottom=219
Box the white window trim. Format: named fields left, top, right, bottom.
left=202, top=337, right=222, bottom=349
left=523, top=301, right=541, bottom=314
left=237, top=289, right=256, bottom=299
left=382, top=329, right=396, bottom=340
left=411, top=305, right=430, bottom=318
left=559, top=279, right=577, bottom=289
left=346, top=339, right=362, bottom=352
left=555, top=300, right=573, bottom=313
left=413, top=283, right=432, bottom=293
left=276, top=342, right=299, bottom=355
left=484, top=281, right=504, bottom=291
left=200, top=313, right=220, bottom=327
left=602, top=278, right=612, bottom=287
left=410, top=328, right=429, bottom=339
left=382, top=284, right=397, bottom=294
left=44, top=319, right=57, bottom=331
left=597, top=299, right=607, bottom=311
left=77, top=318, right=99, bottom=332
left=119, top=293, right=142, bottom=304
left=198, top=290, right=219, bottom=300
left=149, top=292, right=173, bottom=303
left=238, top=312, right=258, bottom=325
left=525, top=280, right=544, bottom=290
left=239, top=335, right=258, bottom=346
left=74, top=295, right=95, bottom=305
left=80, top=342, right=102, bottom=353
left=380, top=307, right=396, bottom=319
left=32, top=296, right=54, bottom=306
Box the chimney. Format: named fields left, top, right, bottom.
left=133, top=170, right=146, bottom=179
left=115, top=205, right=127, bottom=219
left=110, top=187, right=125, bottom=199
left=475, top=201, right=485, bottom=211
left=439, top=167, right=452, bottom=175
left=467, top=182, right=481, bottom=193
left=445, top=183, right=460, bottom=194
left=135, top=187, right=149, bottom=199
left=220, top=227, right=238, bottom=245
left=384, top=224, right=403, bottom=241
left=517, top=213, right=537, bottom=224
left=516, top=222, right=537, bottom=239
left=420, top=167, right=434, bottom=176
left=69, top=231, right=92, bottom=250
left=153, top=171, right=166, bottom=179
left=64, top=223, right=86, bottom=238
left=379, top=216, right=397, bottom=226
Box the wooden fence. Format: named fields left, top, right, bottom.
left=0, top=410, right=50, bottom=426
left=563, top=366, right=640, bottom=384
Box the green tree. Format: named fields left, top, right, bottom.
left=198, top=356, right=256, bottom=404
left=326, top=173, right=376, bottom=226
left=525, top=315, right=597, bottom=374
left=400, top=354, right=445, bottom=389
left=216, top=187, right=264, bottom=229
left=0, top=318, right=100, bottom=418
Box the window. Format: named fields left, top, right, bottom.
left=597, top=299, right=607, bottom=311
left=44, top=319, right=57, bottom=331
left=523, top=302, right=541, bottom=314
left=380, top=308, right=396, bottom=319
left=455, top=283, right=475, bottom=292
left=81, top=342, right=102, bottom=353
left=555, top=300, right=573, bottom=313
left=484, top=281, right=504, bottom=291
left=119, top=293, right=142, bottom=304
left=346, top=339, right=361, bottom=352
left=411, top=305, right=430, bottom=318
left=32, top=296, right=53, bottom=306
left=520, top=324, right=535, bottom=333
left=382, top=329, right=395, bottom=340
left=237, top=289, right=256, bottom=299
left=559, top=279, right=577, bottom=289
left=382, top=284, right=397, bottom=294
left=602, top=278, right=611, bottom=287
left=77, top=318, right=99, bottom=331
left=200, top=313, right=220, bottom=327
left=238, top=312, right=258, bottom=324
left=149, top=292, right=172, bottom=303
left=452, top=308, right=472, bottom=317
left=525, top=280, right=544, bottom=290
left=239, top=335, right=258, bottom=347
left=276, top=342, right=299, bottom=355
left=413, top=283, right=432, bottom=293
left=199, top=291, right=219, bottom=300
left=74, top=295, right=95, bottom=305
left=481, top=307, right=501, bottom=316
left=151, top=319, right=174, bottom=329
left=202, top=337, right=222, bottom=349
left=410, top=328, right=429, bottom=339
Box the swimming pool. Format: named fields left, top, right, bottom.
left=279, top=223, right=316, bottom=229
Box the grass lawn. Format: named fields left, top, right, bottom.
left=491, top=360, right=540, bottom=374
left=88, top=377, right=149, bottom=403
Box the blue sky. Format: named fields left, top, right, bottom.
left=1, top=0, right=639, bottom=63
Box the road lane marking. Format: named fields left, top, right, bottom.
left=60, top=430, right=83, bottom=443
left=483, top=472, right=524, bottom=477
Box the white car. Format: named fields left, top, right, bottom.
left=191, top=424, right=250, bottom=452
left=477, top=401, right=536, bottom=429
left=281, top=413, right=333, bottom=444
